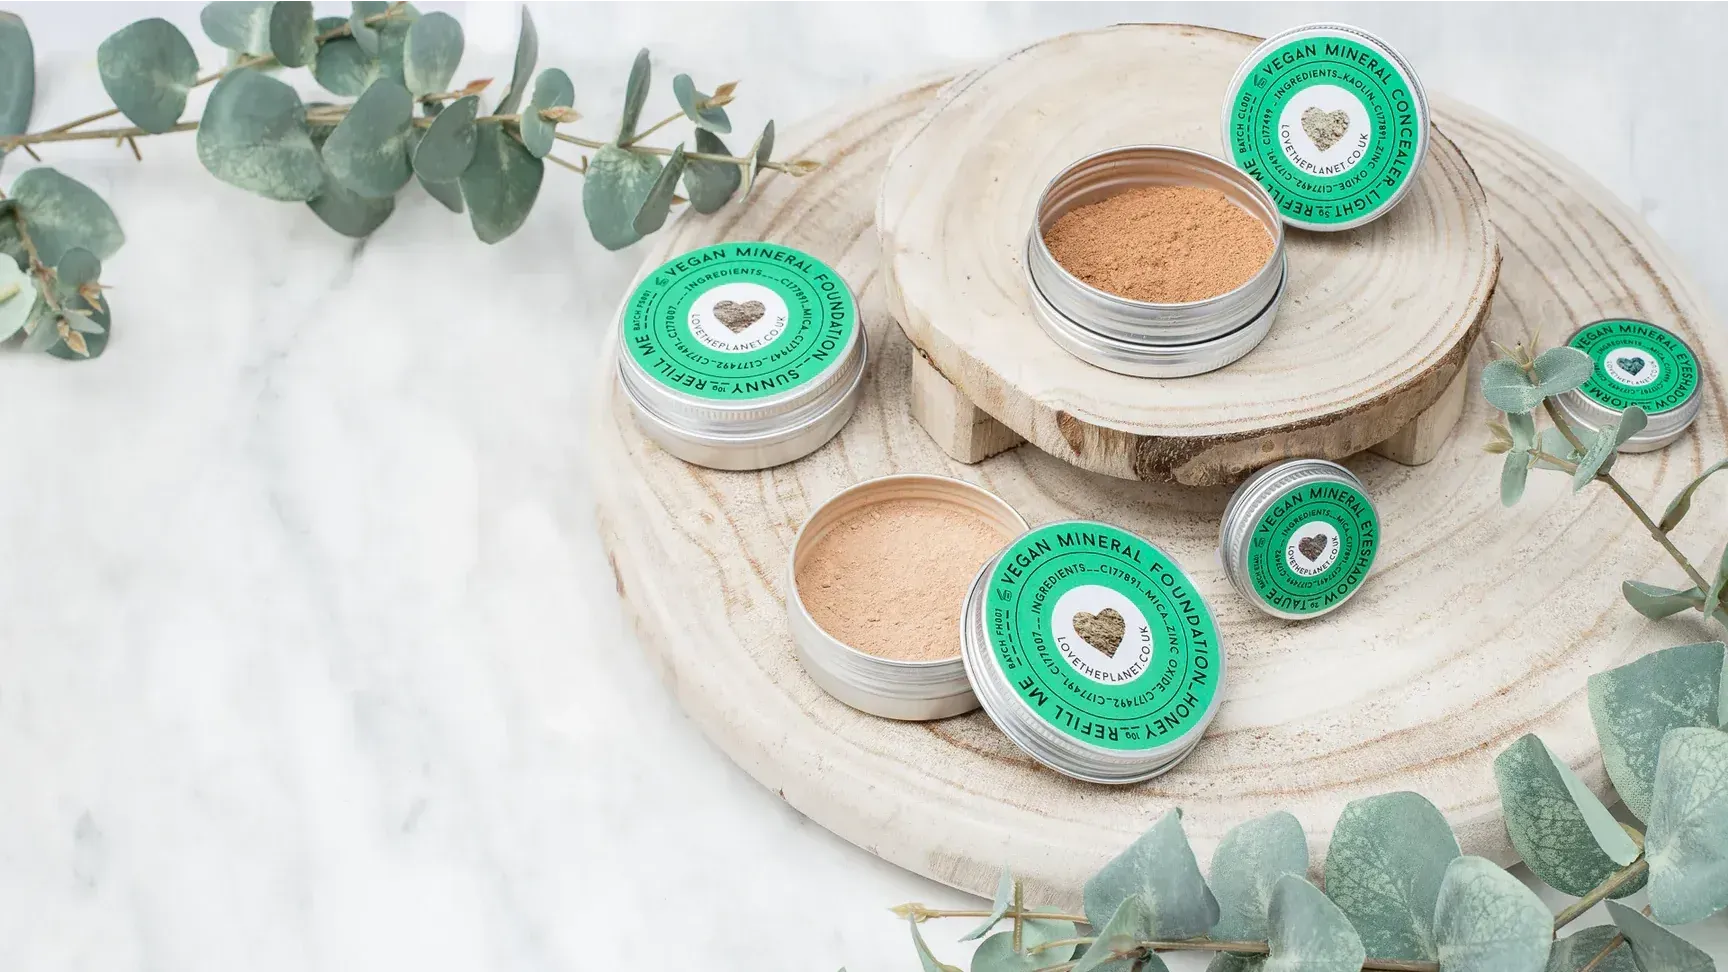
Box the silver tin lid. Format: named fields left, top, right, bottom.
left=960, top=520, right=1225, bottom=783
left=1553, top=319, right=1703, bottom=453
left=1222, top=23, right=1430, bottom=232
left=1219, top=459, right=1380, bottom=620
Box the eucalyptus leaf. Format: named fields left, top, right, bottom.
left=0, top=258, right=33, bottom=341
left=1481, top=358, right=1543, bottom=414
left=520, top=68, right=574, bottom=159
left=412, top=94, right=477, bottom=182
left=1605, top=900, right=1714, bottom=972
left=0, top=12, right=34, bottom=167
left=1533, top=428, right=1582, bottom=471
left=1622, top=581, right=1707, bottom=621
left=746, top=119, right=776, bottom=194
left=1082, top=809, right=1219, bottom=938
left=1508, top=410, right=1536, bottom=451
left=1432, top=856, right=1552, bottom=972
left=41, top=246, right=109, bottom=359
left=19, top=291, right=64, bottom=353
left=1573, top=431, right=1616, bottom=488
left=672, top=73, right=731, bottom=133
left=1264, top=876, right=1365, bottom=972
left=1501, top=451, right=1533, bottom=507
left=197, top=69, right=324, bottom=201
left=323, top=77, right=414, bottom=198
left=97, top=18, right=197, bottom=134
left=1323, top=791, right=1460, bottom=961
left=418, top=176, right=463, bottom=213
left=582, top=143, right=661, bottom=251
left=1533, top=346, right=1595, bottom=397
left=8, top=167, right=126, bottom=265
left=494, top=6, right=538, bottom=116
left=1074, top=896, right=1167, bottom=972
left=909, top=917, right=963, bottom=972
left=684, top=128, right=741, bottom=214
left=959, top=867, right=1014, bottom=942
left=308, top=133, right=394, bottom=238
left=618, top=48, right=651, bottom=142
left=1493, top=734, right=1643, bottom=897
left=349, top=1, right=387, bottom=56
left=1643, top=726, right=1728, bottom=924
left=312, top=34, right=380, bottom=97
left=402, top=11, right=462, bottom=97
left=1660, top=458, right=1728, bottom=532
left=374, top=3, right=419, bottom=85
left=968, top=908, right=1078, bottom=972
left=632, top=144, right=686, bottom=236
left=1209, top=811, right=1309, bottom=943
left=1546, top=927, right=1635, bottom=972
left=200, top=1, right=273, bottom=55
left=1588, top=641, right=1726, bottom=821
left=459, top=123, right=542, bottom=244
left=268, top=2, right=316, bottom=68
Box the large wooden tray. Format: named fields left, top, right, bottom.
left=590, top=71, right=1728, bottom=907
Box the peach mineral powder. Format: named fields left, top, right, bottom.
left=794, top=498, right=1011, bottom=662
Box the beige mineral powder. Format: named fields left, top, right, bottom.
left=795, top=499, right=1012, bottom=662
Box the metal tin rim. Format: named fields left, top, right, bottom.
left=1554, top=320, right=1703, bottom=452
left=1219, top=459, right=1374, bottom=620
left=1220, top=22, right=1431, bottom=233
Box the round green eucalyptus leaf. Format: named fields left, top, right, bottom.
left=1432, top=856, right=1551, bottom=972
left=1493, top=733, right=1644, bottom=897
left=632, top=143, right=686, bottom=237
left=53, top=246, right=100, bottom=291
left=617, top=47, right=651, bottom=141
left=494, top=6, right=538, bottom=116
left=197, top=68, right=323, bottom=201
left=1322, top=791, right=1460, bottom=962
left=0, top=11, right=34, bottom=161
left=519, top=67, right=573, bottom=158
left=313, top=34, right=380, bottom=97
left=1081, top=808, right=1218, bottom=939
left=98, top=18, right=198, bottom=134
left=1588, top=641, right=1726, bottom=822
left=1481, top=358, right=1544, bottom=415
left=200, top=1, right=273, bottom=54
left=1264, top=876, right=1365, bottom=972
left=349, top=1, right=388, bottom=55
left=1209, top=811, right=1309, bottom=942
left=268, top=1, right=316, bottom=68
left=308, top=135, right=395, bottom=238
left=1073, top=896, right=1168, bottom=972
left=374, top=3, right=421, bottom=85
left=402, top=11, right=462, bottom=96
left=8, top=167, right=125, bottom=264
left=684, top=128, right=741, bottom=214
left=1644, top=726, right=1728, bottom=924
left=968, top=909, right=1078, bottom=972
left=1532, top=346, right=1594, bottom=397
left=1546, top=926, right=1635, bottom=972
left=746, top=119, right=775, bottom=194
left=0, top=258, right=33, bottom=341
left=672, top=73, right=731, bottom=134
left=1606, top=900, right=1713, bottom=972
left=323, top=77, right=414, bottom=198
left=412, top=94, right=478, bottom=183
left=418, top=174, right=463, bottom=213
left=582, top=142, right=661, bottom=251
left=459, top=123, right=542, bottom=244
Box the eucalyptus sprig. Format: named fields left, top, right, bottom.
left=900, top=641, right=1728, bottom=972
left=0, top=2, right=819, bottom=360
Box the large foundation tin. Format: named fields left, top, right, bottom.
left=1553, top=319, right=1703, bottom=453
left=1219, top=459, right=1380, bottom=620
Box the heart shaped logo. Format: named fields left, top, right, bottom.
left=1072, top=609, right=1125, bottom=658
left=712, top=299, right=766, bottom=334
left=1616, top=356, right=1646, bottom=377
left=1301, top=107, right=1351, bottom=152
left=1297, top=534, right=1329, bottom=562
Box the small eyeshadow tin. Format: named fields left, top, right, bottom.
left=617, top=241, right=867, bottom=470
left=787, top=475, right=1027, bottom=721
left=1554, top=319, right=1703, bottom=453
left=960, top=520, right=1225, bottom=783
left=1219, top=459, right=1380, bottom=620
left=1222, top=23, right=1430, bottom=232
left=1025, top=144, right=1287, bottom=378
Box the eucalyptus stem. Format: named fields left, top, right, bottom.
left=1552, top=857, right=1649, bottom=932
left=622, top=109, right=686, bottom=147
left=553, top=129, right=813, bottom=174
left=1576, top=936, right=1627, bottom=972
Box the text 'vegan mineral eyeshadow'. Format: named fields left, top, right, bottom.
left=1219, top=459, right=1380, bottom=619
left=1554, top=319, right=1703, bottom=453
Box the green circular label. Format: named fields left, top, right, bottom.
left=1245, top=479, right=1379, bottom=615
left=622, top=242, right=857, bottom=401
left=1226, top=33, right=1422, bottom=226
left=1568, top=320, right=1699, bottom=415
left=984, top=523, right=1221, bottom=752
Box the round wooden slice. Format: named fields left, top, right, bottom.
left=879, top=25, right=1500, bottom=486
left=591, top=73, right=1728, bottom=907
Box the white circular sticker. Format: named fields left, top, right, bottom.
left=1285, top=520, right=1341, bottom=578
left=1277, top=84, right=1372, bottom=178
left=1603, top=346, right=1660, bottom=388
left=686, top=281, right=790, bottom=354
left=1050, top=584, right=1153, bottom=686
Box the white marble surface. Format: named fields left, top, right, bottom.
left=2, top=3, right=1726, bottom=970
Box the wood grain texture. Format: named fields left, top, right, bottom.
left=1367, top=367, right=1471, bottom=466
left=879, top=25, right=1500, bottom=486
left=590, top=73, right=1728, bottom=908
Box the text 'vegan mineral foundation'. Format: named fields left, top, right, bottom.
left=1554, top=319, right=1703, bottom=453
left=787, top=475, right=1027, bottom=720
left=1219, top=459, right=1380, bottom=619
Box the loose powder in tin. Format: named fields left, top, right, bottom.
left=1042, top=185, right=1274, bottom=303
left=796, top=499, right=1010, bottom=662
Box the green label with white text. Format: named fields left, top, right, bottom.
left=985, top=523, right=1220, bottom=752
left=1246, top=480, right=1379, bottom=615
left=1568, top=319, right=1699, bottom=415
left=1226, top=33, right=1422, bottom=226
left=622, top=242, right=857, bottom=401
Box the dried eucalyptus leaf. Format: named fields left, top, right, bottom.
left=1493, top=734, right=1643, bottom=898
left=412, top=94, right=477, bottom=182
left=968, top=908, right=1078, bottom=972
left=1660, top=458, right=1728, bottom=532
left=494, top=6, right=538, bottom=116
left=519, top=68, right=574, bottom=159
left=1481, top=358, right=1545, bottom=415
left=1432, top=856, right=1553, bottom=972
left=0, top=258, right=33, bottom=341
left=197, top=69, right=324, bottom=201
left=632, top=143, right=686, bottom=236
left=0, top=12, right=34, bottom=169
left=308, top=130, right=394, bottom=237
left=8, top=168, right=126, bottom=265
left=98, top=18, right=197, bottom=134
left=746, top=119, right=776, bottom=194
left=1546, top=927, right=1635, bottom=972
left=1588, top=641, right=1726, bottom=821
left=672, top=73, right=731, bottom=134
left=1082, top=809, right=1218, bottom=938
left=313, top=34, right=380, bottom=97
left=402, top=11, right=462, bottom=97
left=1501, top=451, right=1533, bottom=506
left=618, top=48, right=651, bottom=142
left=582, top=143, right=661, bottom=251
left=1322, top=791, right=1460, bottom=961
left=684, top=128, right=741, bottom=214
left=1622, top=581, right=1706, bottom=621
left=1209, top=811, right=1308, bottom=943
left=1606, top=900, right=1714, bottom=972
left=459, top=123, right=542, bottom=244
left=374, top=3, right=420, bottom=85
left=1643, top=727, right=1728, bottom=924
left=909, top=917, right=963, bottom=972
left=323, top=77, right=414, bottom=198
left=1074, top=896, right=1167, bottom=972
left=200, top=1, right=273, bottom=55
left=1534, top=346, right=1594, bottom=397
left=959, top=867, right=1013, bottom=942
left=268, top=1, right=316, bottom=68
left=349, top=1, right=387, bottom=56
left=1264, top=876, right=1364, bottom=972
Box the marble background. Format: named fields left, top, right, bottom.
left=3, top=3, right=1726, bottom=970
